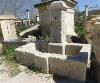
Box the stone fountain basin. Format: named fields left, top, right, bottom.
left=65, top=44, right=82, bottom=56
left=15, top=43, right=91, bottom=82
left=35, top=41, right=83, bottom=56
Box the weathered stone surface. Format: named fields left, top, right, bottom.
left=85, top=20, right=95, bottom=43
left=0, top=43, right=3, bottom=55
left=35, top=0, right=77, bottom=40
left=80, top=44, right=91, bottom=68
left=92, top=22, right=100, bottom=64
left=85, top=16, right=100, bottom=66
left=35, top=4, right=51, bottom=35
left=16, top=50, right=34, bottom=66
left=0, top=15, right=17, bottom=42
left=19, top=24, right=39, bottom=38
left=49, top=1, right=77, bottom=43
left=36, top=41, right=49, bottom=53
left=65, top=44, right=82, bottom=56
left=22, top=35, right=36, bottom=43
left=15, top=43, right=49, bottom=73
left=48, top=43, right=65, bottom=55
left=15, top=43, right=36, bottom=66
left=33, top=52, right=50, bottom=73
left=48, top=43, right=91, bottom=82
left=15, top=42, right=91, bottom=82
left=49, top=56, right=87, bottom=82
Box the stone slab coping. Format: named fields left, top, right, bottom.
left=49, top=42, right=91, bottom=47
left=34, top=0, right=77, bottom=8
left=19, top=24, right=39, bottom=37
left=15, top=43, right=91, bottom=63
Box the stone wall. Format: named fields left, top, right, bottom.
left=85, top=20, right=95, bottom=43
left=85, top=16, right=100, bottom=83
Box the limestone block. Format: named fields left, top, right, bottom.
left=94, top=47, right=100, bottom=63
left=36, top=41, right=49, bottom=53
left=65, top=44, right=82, bottom=56
left=15, top=43, right=49, bottom=73
left=49, top=1, right=67, bottom=43
left=0, top=43, right=3, bottom=55
left=38, top=5, right=51, bottom=35
left=22, top=35, right=36, bottom=43
left=92, top=22, right=100, bottom=64
left=19, top=24, right=39, bottom=38
left=15, top=43, right=36, bottom=66
left=33, top=52, right=50, bottom=73
left=48, top=43, right=65, bottom=55
left=15, top=50, right=34, bottom=66
left=49, top=56, right=87, bottom=82
left=48, top=43, right=91, bottom=82
left=0, top=17, right=18, bottom=42
left=50, top=11, right=66, bottom=43
left=48, top=1, right=77, bottom=43
left=80, top=44, right=91, bottom=67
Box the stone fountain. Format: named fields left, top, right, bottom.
left=15, top=0, right=91, bottom=82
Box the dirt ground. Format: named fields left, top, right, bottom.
left=0, top=57, right=96, bottom=83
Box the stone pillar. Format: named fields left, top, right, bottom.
left=48, top=1, right=77, bottom=55
left=49, top=1, right=77, bottom=43
left=84, top=5, right=89, bottom=17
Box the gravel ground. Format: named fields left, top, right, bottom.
left=0, top=57, right=96, bottom=83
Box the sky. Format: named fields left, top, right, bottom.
left=32, top=0, right=100, bottom=11
left=0, top=0, right=100, bottom=18
left=76, top=0, right=100, bottom=11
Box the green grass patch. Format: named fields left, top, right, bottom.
left=2, top=45, right=41, bottom=75
left=3, top=45, right=16, bottom=62
left=2, top=45, right=21, bottom=77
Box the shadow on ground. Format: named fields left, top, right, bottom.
left=53, top=74, right=96, bottom=83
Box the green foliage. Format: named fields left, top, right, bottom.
left=75, top=24, right=84, bottom=38
left=2, top=45, right=22, bottom=77
left=16, top=24, right=32, bottom=37
left=75, top=11, right=85, bottom=39
left=3, top=45, right=41, bottom=74
left=38, top=33, right=49, bottom=41
left=3, top=45, right=16, bottom=62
